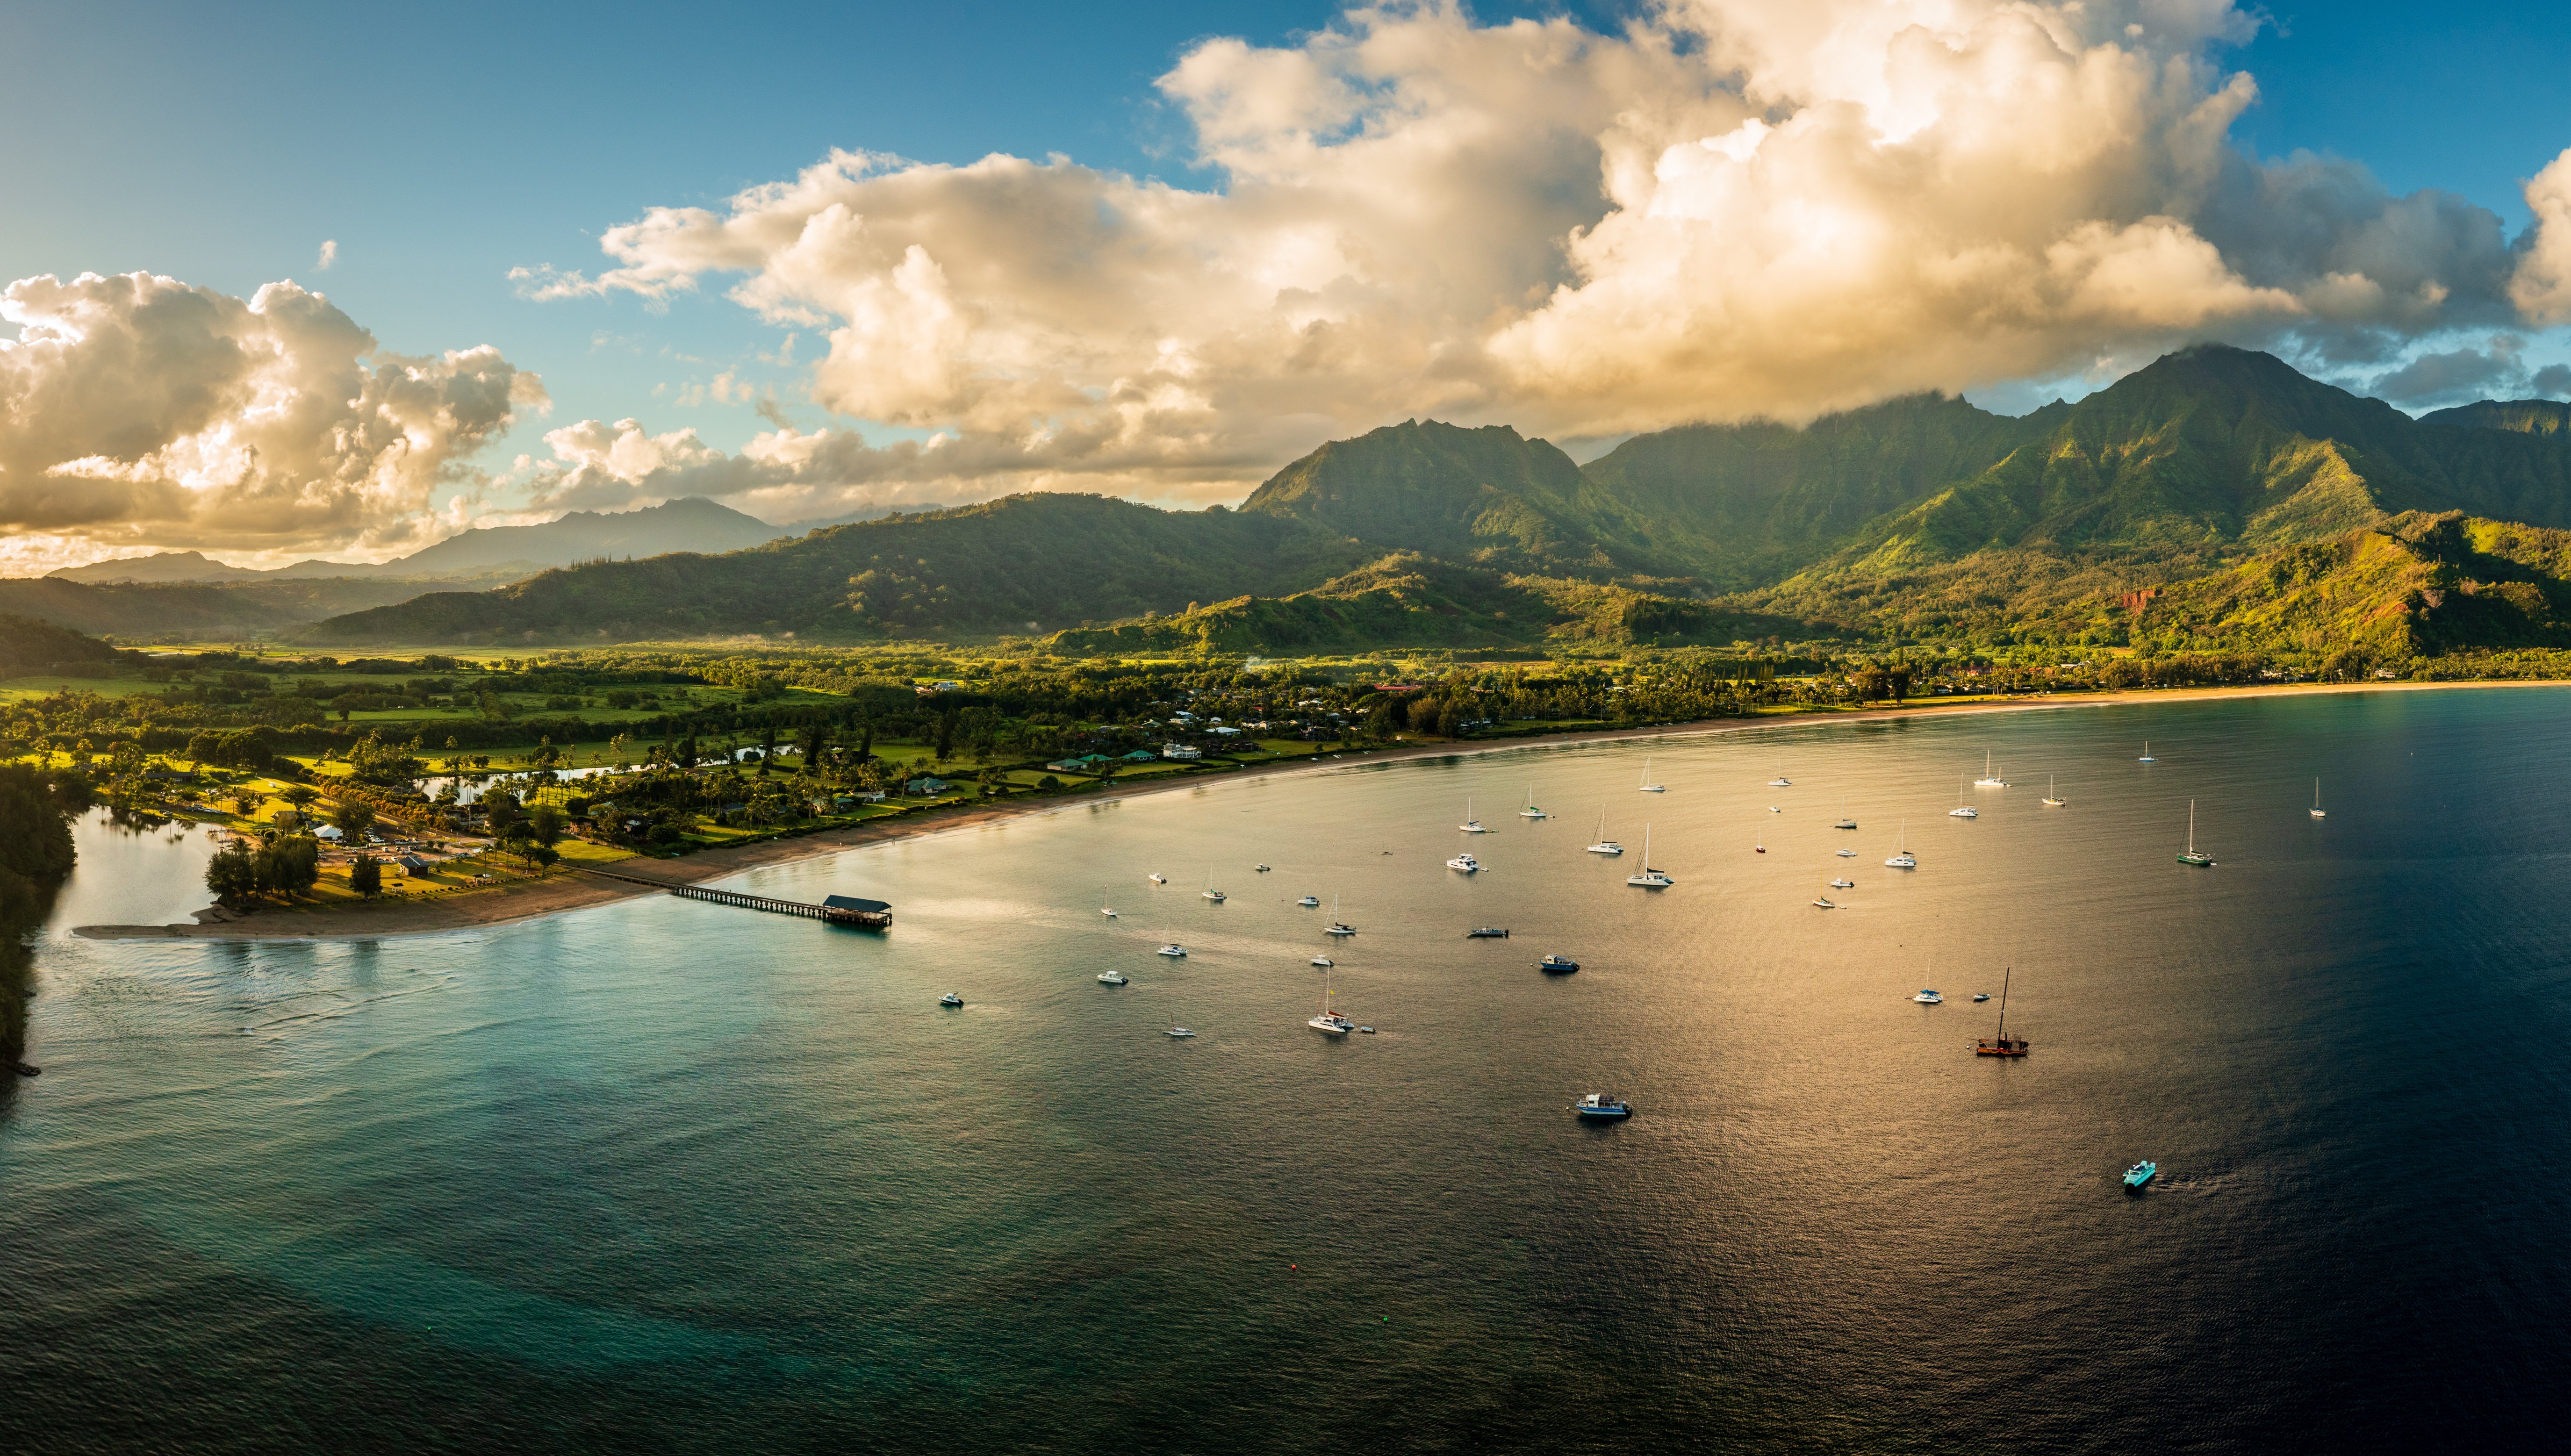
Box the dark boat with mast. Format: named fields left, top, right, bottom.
left=1975, top=964, right=2030, bottom=1057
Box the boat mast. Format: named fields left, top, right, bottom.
left=1996, top=964, right=2011, bottom=1043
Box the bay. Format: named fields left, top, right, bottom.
left=6, top=687, right=2570, bottom=1453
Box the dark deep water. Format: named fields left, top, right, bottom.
left=6, top=688, right=2571, bottom=1453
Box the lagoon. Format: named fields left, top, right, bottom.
left=7, top=688, right=2571, bottom=1452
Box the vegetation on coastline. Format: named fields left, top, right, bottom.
left=1, top=763, right=89, bottom=1064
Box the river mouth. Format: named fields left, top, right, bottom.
left=7, top=687, right=2570, bottom=1452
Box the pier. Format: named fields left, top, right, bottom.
left=576, top=868, right=891, bottom=929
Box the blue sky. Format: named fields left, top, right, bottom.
left=4, top=1, right=2569, bottom=561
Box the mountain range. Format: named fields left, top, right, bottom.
left=45, top=497, right=794, bottom=585
left=18, top=344, right=2571, bottom=660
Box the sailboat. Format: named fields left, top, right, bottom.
left=1974, top=751, right=2006, bottom=787
left=1585, top=807, right=1623, bottom=855
left=1638, top=757, right=1666, bottom=793
left=1834, top=797, right=1857, bottom=830
left=1308, top=972, right=1354, bottom=1036
left=1519, top=782, right=1546, bottom=819
left=2042, top=774, right=2066, bottom=808
left=1885, top=820, right=1917, bottom=868
left=1203, top=869, right=1227, bottom=902
left=2178, top=800, right=2215, bottom=866
left=1626, top=825, right=1673, bottom=888
left=1947, top=777, right=1978, bottom=818
left=1100, top=886, right=1118, bottom=917
left=1324, top=893, right=1357, bottom=936
left=2311, top=778, right=2327, bottom=819
left=1459, top=795, right=1488, bottom=833
left=2138, top=741, right=2155, bottom=762
left=1976, top=964, right=2030, bottom=1056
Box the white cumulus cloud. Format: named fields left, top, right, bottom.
left=521, top=0, right=2571, bottom=503
left=0, top=270, right=546, bottom=569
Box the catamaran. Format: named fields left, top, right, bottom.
left=1459, top=795, right=1488, bottom=833
left=1585, top=807, right=1623, bottom=855
left=1976, top=964, right=2029, bottom=1056
left=2311, top=778, right=2327, bottom=819
left=1519, top=782, right=1546, bottom=819
left=1974, top=752, right=2006, bottom=787
left=2042, top=774, right=2065, bottom=808
left=1948, top=778, right=1978, bottom=818
left=1626, top=825, right=1673, bottom=888
left=2178, top=800, right=2215, bottom=866
left=1308, top=973, right=1355, bottom=1036
left=1885, top=820, right=1916, bottom=868
left=1639, top=758, right=1665, bottom=793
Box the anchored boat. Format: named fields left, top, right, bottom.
left=1975, top=964, right=2030, bottom=1056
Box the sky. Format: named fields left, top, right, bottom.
left=3, top=0, right=2570, bottom=570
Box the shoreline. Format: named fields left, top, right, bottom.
left=72, top=675, right=2561, bottom=943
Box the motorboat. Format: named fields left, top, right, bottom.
left=1836, top=847, right=1857, bottom=858
left=1166, top=1027, right=1196, bottom=1038
left=1973, top=992, right=1990, bottom=1002
left=1572, top=1093, right=1633, bottom=1120
left=1768, top=771, right=1791, bottom=787
left=1149, top=874, right=1165, bottom=883
left=940, top=993, right=964, bottom=1007
left=1298, top=894, right=1321, bottom=907
left=1467, top=926, right=1511, bottom=938
left=1310, top=955, right=1335, bottom=968
left=1357, top=1026, right=1375, bottom=1034
left=1912, top=989, right=1943, bottom=1004
left=1156, top=944, right=1188, bottom=957
left=1447, top=852, right=1482, bottom=873
left=1255, top=864, right=1271, bottom=872
left=1812, top=897, right=1837, bottom=909
left=2178, top=800, right=2215, bottom=866
left=1830, top=877, right=1853, bottom=888
left=1638, top=757, right=1665, bottom=793
left=1974, top=752, right=2006, bottom=787
left=1586, top=807, right=1623, bottom=855
left=1626, top=826, right=1672, bottom=888
left=1538, top=954, right=1579, bottom=973
left=1097, top=970, right=1128, bottom=985
left=2123, top=1161, right=2157, bottom=1192
left=1767, top=805, right=1782, bottom=814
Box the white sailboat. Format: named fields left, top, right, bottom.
left=1947, top=777, right=1978, bottom=818
left=1324, top=893, right=1357, bottom=936
left=1585, top=806, right=1623, bottom=855
left=2310, top=778, right=2327, bottom=819
left=1101, top=885, right=1117, bottom=917
left=2138, top=741, right=2155, bottom=762
left=1639, top=757, right=1666, bottom=793
left=1308, top=972, right=1354, bottom=1036
left=1203, top=869, right=1226, bottom=902
left=1459, top=794, right=1488, bottom=832
left=1768, top=765, right=1791, bottom=787
left=1834, top=797, right=1857, bottom=830
left=2178, top=800, right=2215, bottom=866
left=1626, top=825, right=1673, bottom=888
left=1974, top=751, right=2006, bottom=787
left=1885, top=820, right=1917, bottom=868
left=2042, top=774, right=2065, bottom=808
left=1519, top=782, right=1546, bottom=819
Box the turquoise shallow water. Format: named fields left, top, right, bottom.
left=8, top=688, right=2571, bottom=1452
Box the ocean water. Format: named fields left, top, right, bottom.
left=7, top=688, right=2571, bottom=1453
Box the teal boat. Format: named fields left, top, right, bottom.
left=2123, top=1161, right=2157, bottom=1192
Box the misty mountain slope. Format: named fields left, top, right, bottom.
left=294, top=493, right=1367, bottom=645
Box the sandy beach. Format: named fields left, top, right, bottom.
left=72, top=675, right=2558, bottom=943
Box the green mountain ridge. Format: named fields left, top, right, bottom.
left=161, top=344, right=2571, bottom=656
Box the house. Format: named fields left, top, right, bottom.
left=1044, top=759, right=1089, bottom=774
left=1160, top=744, right=1202, bottom=761
left=856, top=790, right=887, bottom=803
left=904, top=776, right=950, bottom=796
left=395, top=854, right=429, bottom=874
left=1205, top=725, right=1242, bottom=737
left=315, top=824, right=344, bottom=841
left=1121, top=749, right=1159, bottom=762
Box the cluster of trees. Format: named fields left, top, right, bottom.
left=205, top=832, right=321, bottom=902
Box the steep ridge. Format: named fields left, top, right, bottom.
left=2423, top=400, right=2571, bottom=437
left=1240, top=421, right=1626, bottom=573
